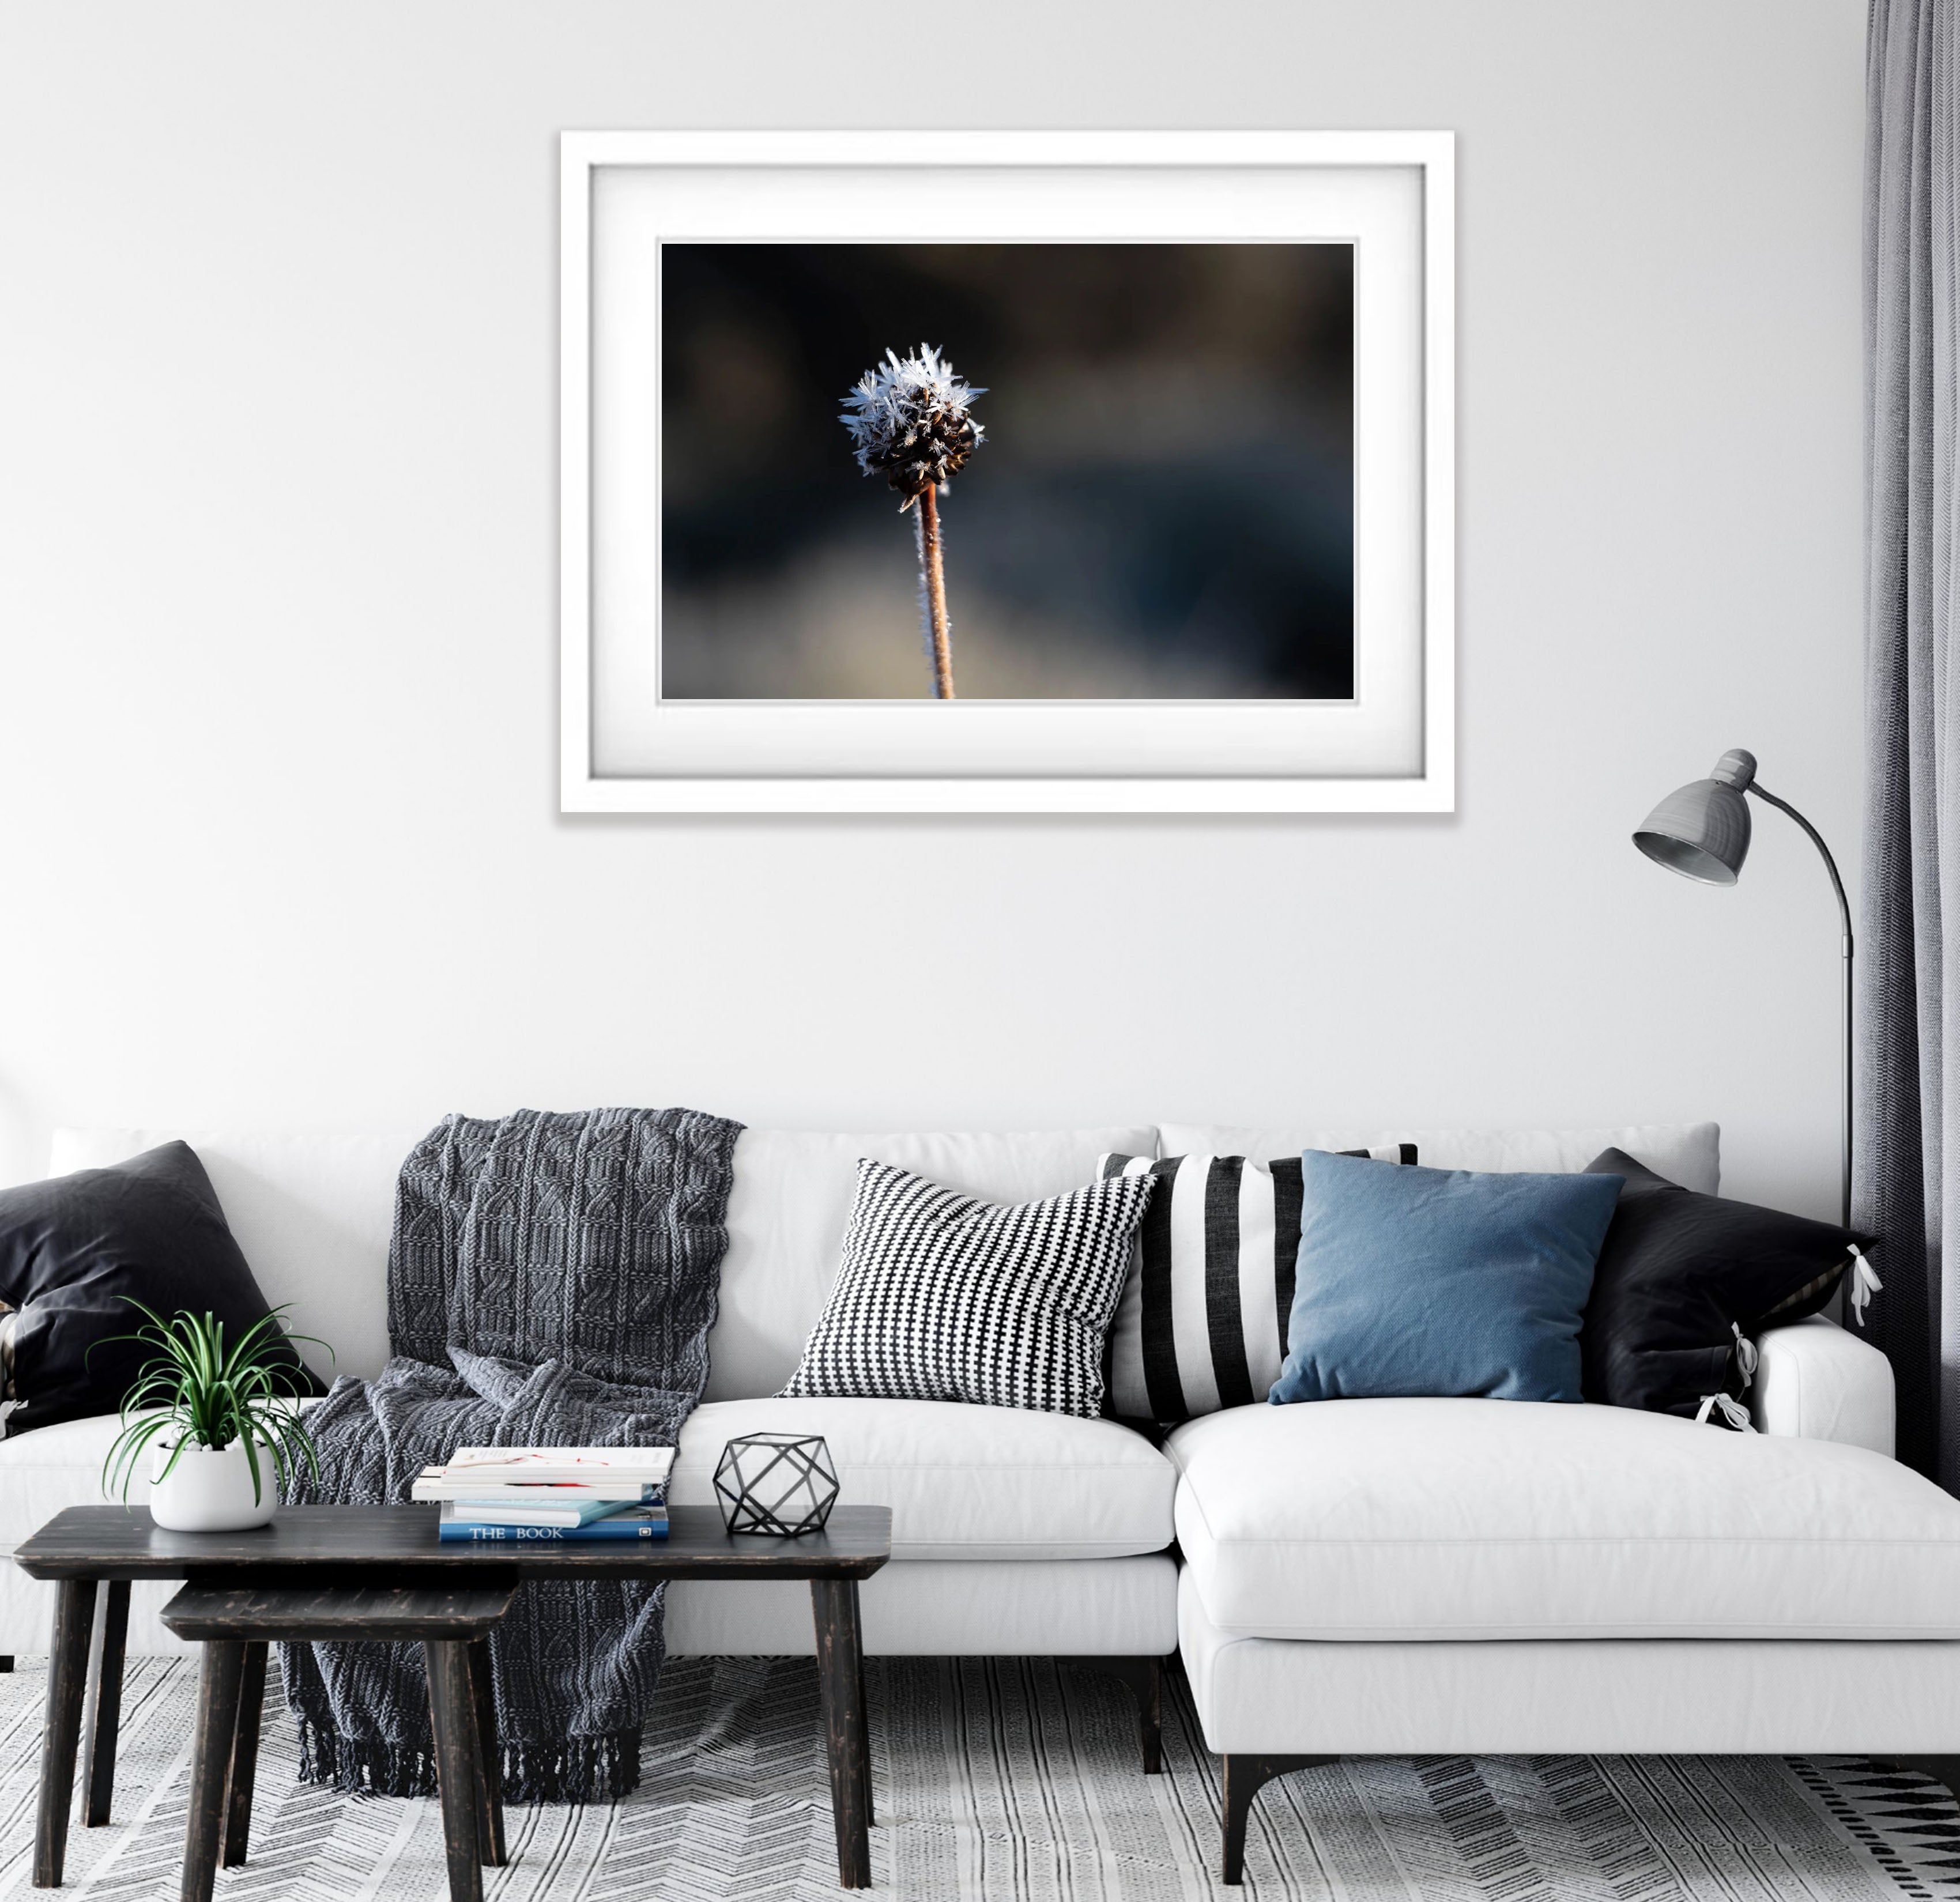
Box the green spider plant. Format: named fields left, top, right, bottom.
left=99, top=1302, right=330, bottom=1508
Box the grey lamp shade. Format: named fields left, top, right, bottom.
left=1632, top=748, right=1757, bottom=885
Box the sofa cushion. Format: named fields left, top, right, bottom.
left=1097, top=1146, right=1416, bottom=1424
left=1, top=1392, right=1178, bottom=1568
left=672, top=1395, right=1175, bottom=1560
left=779, top=1161, right=1155, bottom=1417
left=47, top=1124, right=1159, bottom=1401
left=1170, top=1397, right=1960, bottom=1639
left=1268, top=1153, right=1624, bottom=1406
left=0, top=1400, right=331, bottom=1561
left=1162, top=1123, right=1720, bottom=1194
left=1, top=1142, right=323, bottom=1435
left=708, top=1126, right=1156, bottom=1400
left=1581, top=1148, right=1872, bottom=1419
left=48, top=1128, right=421, bottom=1383
left=0, top=1411, right=149, bottom=1556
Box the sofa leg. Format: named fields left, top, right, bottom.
left=1222, top=1753, right=1338, bottom=1885
left=1877, top=1755, right=1960, bottom=1801
left=0, top=1656, right=12, bottom=1673
left=1062, top=1656, right=1167, bottom=1773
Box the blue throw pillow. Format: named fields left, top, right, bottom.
left=1269, top=1150, right=1624, bottom=1405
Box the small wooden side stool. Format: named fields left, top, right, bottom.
left=160, top=1571, right=518, bottom=1902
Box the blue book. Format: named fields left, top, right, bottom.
left=447, top=1495, right=634, bottom=1529
left=438, top=1503, right=669, bottom=1542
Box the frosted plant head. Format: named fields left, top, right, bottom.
left=839, top=344, right=986, bottom=508
left=841, top=344, right=981, bottom=697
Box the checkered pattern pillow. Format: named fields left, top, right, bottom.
left=779, top=1159, right=1158, bottom=1417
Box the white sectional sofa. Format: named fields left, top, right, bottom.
left=3, top=1117, right=1943, bottom=1885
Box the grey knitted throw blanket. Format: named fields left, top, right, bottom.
left=281, top=1106, right=743, bottom=1803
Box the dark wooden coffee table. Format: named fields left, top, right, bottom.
left=13, top=1503, right=892, bottom=1892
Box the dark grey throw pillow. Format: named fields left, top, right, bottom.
left=1578, top=1147, right=1875, bottom=1422
left=0, top=1142, right=322, bottom=1435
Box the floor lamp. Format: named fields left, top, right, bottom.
left=1631, top=748, right=1855, bottom=1231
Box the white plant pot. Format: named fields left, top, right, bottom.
left=149, top=1437, right=277, bottom=1533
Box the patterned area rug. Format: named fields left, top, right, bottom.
left=0, top=1653, right=1955, bottom=1900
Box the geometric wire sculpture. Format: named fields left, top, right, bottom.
left=713, top=1432, right=840, bottom=1537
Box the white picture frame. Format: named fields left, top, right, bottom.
left=561, top=131, right=1454, bottom=814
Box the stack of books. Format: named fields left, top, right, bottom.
left=412, top=1447, right=674, bottom=1542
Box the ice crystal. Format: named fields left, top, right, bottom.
left=839, top=344, right=986, bottom=507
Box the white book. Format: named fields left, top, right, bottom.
left=409, top=1473, right=665, bottom=1504
left=409, top=1446, right=673, bottom=1504
left=444, top=1447, right=673, bottom=1484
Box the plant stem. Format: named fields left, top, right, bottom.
left=917, top=484, right=956, bottom=700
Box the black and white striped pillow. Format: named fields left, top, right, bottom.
left=1098, top=1147, right=1417, bottom=1424
left=781, top=1158, right=1158, bottom=1418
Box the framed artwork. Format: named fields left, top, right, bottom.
left=561, top=131, right=1453, bottom=813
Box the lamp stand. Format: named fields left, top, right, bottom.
left=1747, top=783, right=1854, bottom=1228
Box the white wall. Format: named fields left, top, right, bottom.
left=0, top=1, right=1866, bottom=1217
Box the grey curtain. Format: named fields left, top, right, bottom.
left=1859, top=0, right=1960, bottom=1480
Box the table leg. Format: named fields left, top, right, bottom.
left=221, top=1642, right=268, bottom=1867
left=81, top=1580, right=130, bottom=1826
left=464, top=1637, right=506, bottom=1866
left=34, top=1575, right=97, bottom=1888
left=424, top=1640, right=485, bottom=1902
left=811, top=1579, right=872, bottom=1889
left=181, top=1643, right=247, bottom=1902
left=856, top=1640, right=874, bottom=1828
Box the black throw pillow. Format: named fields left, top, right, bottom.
left=0, top=1142, right=322, bottom=1436
left=1579, top=1146, right=1875, bottom=1420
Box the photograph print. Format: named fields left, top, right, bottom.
left=659, top=241, right=1354, bottom=702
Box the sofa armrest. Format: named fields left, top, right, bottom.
left=1750, top=1314, right=1895, bottom=1456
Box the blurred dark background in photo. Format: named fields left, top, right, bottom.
left=659, top=242, right=1354, bottom=699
